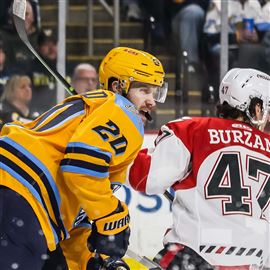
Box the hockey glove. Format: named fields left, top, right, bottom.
left=87, top=255, right=130, bottom=270
left=103, top=258, right=130, bottom=270
left=88, top=201, right=130, bottom=258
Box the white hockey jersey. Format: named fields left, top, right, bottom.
left=128, top=117, right=270, bottom=267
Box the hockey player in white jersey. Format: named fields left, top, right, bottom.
left=128, top=68, right=270, bottom=269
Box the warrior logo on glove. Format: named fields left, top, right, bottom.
left=104, top=214, right=130, bottom=231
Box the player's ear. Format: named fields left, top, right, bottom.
left=111, top=80, right=122, bottom=94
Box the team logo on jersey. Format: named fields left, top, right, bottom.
left=125, top=105, right=141, bottom=123
left=124, top=104, right=138, bottom=114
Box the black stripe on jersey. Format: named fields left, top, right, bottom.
left=199, top=245, right=206, bottom=252
left=256, top=249, right=263, bottom=258
left=0, top=154, right=61, bottom=242
left=65, top=146, right=111, bottom=164
left=236, top=248, right=246, bottom=256
left=205, top=246, right=216, bottom=253
left=60, top=158, right=109, bottom=173
left=246, top=248, right=256, bottom=256
left=225, top=247, right=236, bottom=255
left=0, top=141, right=67, bottom=240
left=36, top=99, right=85, bottom=132
left=32, top=102, right=70, bottom=129
left=31, top=99, right=84, bottom=131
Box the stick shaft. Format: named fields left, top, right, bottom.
left=13, top=4, right=77, bottom=96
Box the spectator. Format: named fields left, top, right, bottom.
left=71, top=63, right=98, bottom=94
left=230, top=0, right=270, bottom=80
left=0, top=75, right=38, bottom=129
left=235, top=0, right=263, bottom=44
left=0, top=0, right=40, bottom=70
left=0, top=39, right=11, bottom=97
left=37, top=28, right=58, bottom=62
left=28, top=28, right=58, bottom=114
left=203, top=0, right=265, bottom=102
left=169, top=0, right=210, bottom=66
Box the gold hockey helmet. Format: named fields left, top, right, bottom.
left=99, top=47, right=168, bottom=103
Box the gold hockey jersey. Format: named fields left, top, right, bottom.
left=0, top=90, right=144, bottom=252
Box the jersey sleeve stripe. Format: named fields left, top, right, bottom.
left=0, top=155, right=61, bottom=245
left=65, top=144, right=111, bottom=164
left=36, top=100, right=85, bottom=132
left=60, top=158, right=109, bottom=178
left=31, top=101, right=72, bottom=129
left=38, top=111, right=85, bottom=132
left=60, top=165, right=109, bottom=178
left=0, top=137, right=68, bottom=240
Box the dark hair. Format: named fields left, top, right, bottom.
left=217, top=97, right=263, bottom=123
left=108, top=77, right=118, bottom=91
left=107, top=77, right=128, bottom=98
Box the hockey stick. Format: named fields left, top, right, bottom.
left=126, top=249, right=162, bottom=270
left=163, top=190, right=174, bottom=203
left=12, top=0, right=76, bottom=96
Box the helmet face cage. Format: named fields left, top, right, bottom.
left=99, top=47, right=167, bottom=103
left=219, top=68, right=270, bottom=130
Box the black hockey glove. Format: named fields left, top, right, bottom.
left=87, top=255, right=130, bottom=270
left=88, top=201, right=130, bottom=258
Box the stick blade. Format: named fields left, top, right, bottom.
left=13, top=0, right=27, bottom=20
left=126, top=249, right=162, bottom=270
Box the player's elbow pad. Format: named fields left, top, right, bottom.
left=88, top=201, right=130, bottom=258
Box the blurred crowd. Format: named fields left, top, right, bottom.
left=125, top=0, right=270, bottom=102
left=0, top=0, right=99, bottom=129
left=0, top=0, right=269, bottom=128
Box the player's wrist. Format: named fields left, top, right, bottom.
left=95, top=201, right=129, bottom=235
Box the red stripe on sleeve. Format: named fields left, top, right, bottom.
left=215, top=246, right=226, bottom=254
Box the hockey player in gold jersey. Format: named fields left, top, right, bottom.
left=0, top=47, right=167, bottom=270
